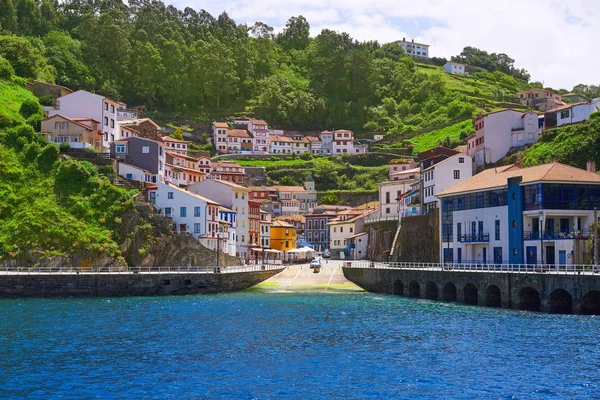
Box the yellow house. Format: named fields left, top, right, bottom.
left=270, top=220, right=297, bottom=252
left=40, top=114, right=104, bottom=151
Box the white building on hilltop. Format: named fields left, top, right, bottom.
left=394, top=38, right=430, bottom=57
left=444, top=62, right=466, bottom=75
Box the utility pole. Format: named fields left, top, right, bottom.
left=216, top=227, right=221, bottom=273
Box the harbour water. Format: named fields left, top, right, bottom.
left=1, top=292, right=599, bottom=399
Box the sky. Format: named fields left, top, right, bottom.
left=164, top=0, right=599, bottom=90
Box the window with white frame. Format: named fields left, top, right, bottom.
left=142, top=146, right=150, bottom=153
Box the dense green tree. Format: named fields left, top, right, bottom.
left=278, top=16, right=310, bottom=51
left=0, top=0, right=18, bottom=32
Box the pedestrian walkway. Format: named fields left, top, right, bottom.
left=249, top=261, right=363, bottom=293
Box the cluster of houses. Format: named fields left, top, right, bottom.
left=31, top=83, right=600, bottom=267
left=211, top=120, right=368, bottom=156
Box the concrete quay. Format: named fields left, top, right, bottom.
left=343, top=263, right=600, bottom=314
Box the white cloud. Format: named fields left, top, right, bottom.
left=166, top=0, right=600, bottom=89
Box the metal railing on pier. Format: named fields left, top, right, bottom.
left=345, top=261, right=600, bottom=276
left=0, top=264, right=284, bottom=275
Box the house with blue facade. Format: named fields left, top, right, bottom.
left=305, top=205, right=351, bottom=252
left=437, top=163, right=600, bottom=266
left=219, top=207, right=237, bottom=257
left=319, top=130, right=334, bottom=155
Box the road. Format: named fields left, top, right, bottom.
left=251, top=260, right=363, bottom=293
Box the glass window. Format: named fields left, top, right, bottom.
left=194, top=223, right=201, bottom=233
left=167, top=192, right=174, bottom=199
left=495, top=220, right=500, bottom=241
left=115, top=144, right=127, bottom=153
left=454, top=170, right=460, bottom=179
left=180, top=207, right=186, bottom=217
left=194, top=207, right=201, bottom=217
left=142, top=146, right=150, bottom=153
left=165, top=207, right=171, bottom=215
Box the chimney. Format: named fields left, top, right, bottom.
left=587, top=160, right=596, bottom=173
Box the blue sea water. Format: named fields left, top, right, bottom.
left=1, top=292, right=599, bottom=399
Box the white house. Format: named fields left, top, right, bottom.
left=377, top=179, right=419, bottom=219
left=422, top=153, right=473, bottom=213
left=307, top=136, right=322, bottom=154
left=161, top=136, right=188, bottom=155
left=467, top=110, right=539, bottom=169
left=437, top=162, right=600, bottom=266
left=394, top=38, right=430, bottom=57
left=49, top=90, right=121, bottom=149
left=373, top=134, right=384, bottom=141
left=270, top=135, right=293, bottom=154
left=332, top=130, right=355, bottom=154
left=328, top=209, right=375, bottom=259
left=148, top=182, right=222, bottom=251
left=544, top=99, right=600, bottom=128
left=248, top=119, right=270, bottom=154
left=212, top=122, right=229, bottom=153
left=188, top=178, right=250, bottom=260
left=260, top=210, right=272, bottom=249
left=444, top=62, right=466, bottom=75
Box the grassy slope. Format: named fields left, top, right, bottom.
left=415, top=64, right=523, bottom=106
left=0, top=80, right=38, bottom=123
left=409, top=119, right=474, bottom=153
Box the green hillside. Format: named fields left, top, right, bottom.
left=0, top=81, right=139, bottom=263
left=0, top=80, right=39, bottom=124
left=523, top=114, right=600, bottom=168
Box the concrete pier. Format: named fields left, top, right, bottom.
left=343, top=265, right=600, bottom=314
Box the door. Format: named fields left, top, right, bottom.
left=149, top=191, right=156, bottom=204
left=494, top=247, right=502, bottom=264
left=526, top=246, right=537, bottom=265
left=532, top=217, right=540, bottom=239
left=457, top=248, right=462, bottom=263
left=482, top=247, right=487, bottom=264
left=546, top=246, right=555, bottom=265
left=545, top=218, right=555, bottom=238
left=560, top=218, right=569, bottom=236
left=558, top=250, right=567, bottom=266
left=443, top=248, right=454, bottom=263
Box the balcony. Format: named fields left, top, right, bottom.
left=524, top=230, right=590, bottom=240
left=459, top=233, right=490, bottom=243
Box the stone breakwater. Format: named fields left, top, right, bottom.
left=0, top=269, right=284, bottom=297
left=343, top=266, right=600, bottom=314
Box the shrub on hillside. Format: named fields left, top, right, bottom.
left=26, top=113, right=43, bottom=131
left=36, top=144, right=60, bottom=171
left=0, top=56, right=13, bottom=80
left=19, top=98, right=42, bottom=119
left=10, top=75, right=27, bottom=87
left=55, top=159, right=92, bottom=194
left=299, top=152, right=312, bottom=161
left=59, top=142, right=71, bottom=153
left=38, top=95, right=54, bottom=106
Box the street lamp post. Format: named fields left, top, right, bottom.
left=215, top=227, right=223, bottom=273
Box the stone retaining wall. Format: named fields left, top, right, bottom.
left=0, top=269, right=284, bottom=297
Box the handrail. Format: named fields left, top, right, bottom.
left=0, top=264, right=285, bottom=275
left=344, top=261, right=600, bottom=276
